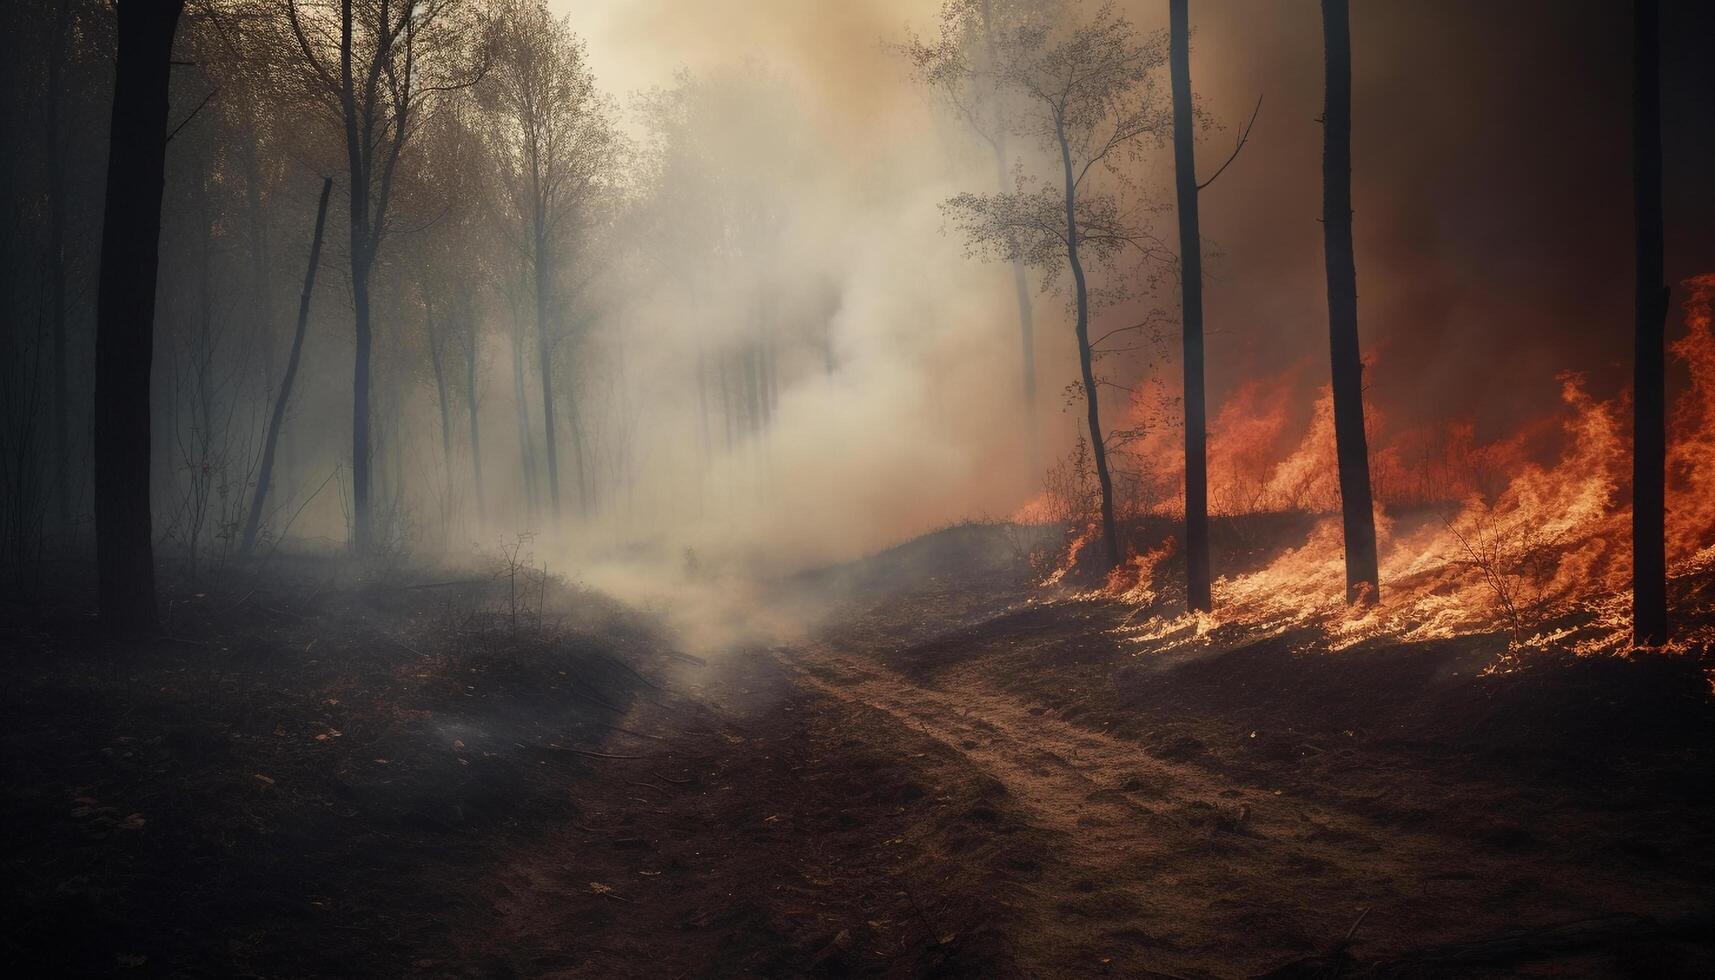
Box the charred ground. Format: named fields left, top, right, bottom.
left=4, top=521, right=1713, bottom=978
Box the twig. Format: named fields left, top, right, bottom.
left=166, top=87, right=218, bottom=143
left=1197, top=93, right=1263, bottom=191
left=533, top=744, right=648, bottom=760
left=592, top=650, right=665, bottom=691
left=1344, top=905, right=1371, bottom=943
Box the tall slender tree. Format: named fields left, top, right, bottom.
left=485, top=0, right=615, bottom=520
left=945, top=5, right=1172, bottom=572
left=1167, top=1, right=1258, bottom=613
left=1631, top=0, right=1668, bottom=645
left=897, top=0, right=1055, bottom=465
left=1167, top=0, right=1211, bottom=613
left=93, top=0, right=187, bottom=632
left=1319, top=0, right=1380, bottom=604
left=241, top=175, right=333, bottom=556
left=283, top=0, right=482, bottom=550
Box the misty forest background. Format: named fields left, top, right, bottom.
left=1, top=0, right=1710, bottom=640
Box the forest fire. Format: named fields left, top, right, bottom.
left=1030, top=274, right=1715, bottom=659
left=4, top=0, right=1712, bottom=976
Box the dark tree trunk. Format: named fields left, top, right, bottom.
left=1631, top=0, right=1668, bottom=645
left=241, top=177, right=332, bottom=556
left=94, top=0, right=185, bottom=633
left=1319, top=0, right=1380, bottom=604
left=423, top=291, right=455, bottom=470
left=47, top=0, right=71, bottom=535
left=1057, top=122, right=1120, bottom=571
left=350, top=261, right=373, bottom=548
left=1169, top=0, right=1212, bottom=613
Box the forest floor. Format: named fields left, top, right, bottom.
left=4, top=525, right=1714, bottom=978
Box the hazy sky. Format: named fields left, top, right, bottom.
left=563, top=0, right=1711, bottom=428
left=536, top=0, right=1713, bottom=568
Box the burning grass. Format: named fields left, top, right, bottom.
left=1017, top=274, right=1715, bottom=665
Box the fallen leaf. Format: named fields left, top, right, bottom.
left=374, top=758, right=390, bottom=764
left=253, top=773, right=275, bottom=785
left=121, top=813, right=146, bottom=829
left=588, top=882, right=613, bottom=895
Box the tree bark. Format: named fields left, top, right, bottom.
left=1319, top=0, right=1380, bottom=604
left=1169, top=0, right=1212, bottom=613
left=242, top=176, right=332, bottom=556
left=94, top=0, right=185, bottom=633
left=1057, top=120, right=1120, bottom=571
left=1631, top=0, right=1668, bottom=645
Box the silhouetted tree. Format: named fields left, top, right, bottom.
left=945, top=3, right=1172, bottom=571
left=1631, top=0, right=1668, bottom=645
left=1319, top=0, right=1380, bottom=604
left=94, top=0, right=187, bottom=632
left=1167, top=0, right=1258, bottom=613
left=282, top=0, right=484, bottom=550
left=241, top=175, right=332, bottom=556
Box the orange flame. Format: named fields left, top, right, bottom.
left=1068, top=273, right=1715, bottom=656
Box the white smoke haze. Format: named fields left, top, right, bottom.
left=30, top=0, right=1698, bottom=633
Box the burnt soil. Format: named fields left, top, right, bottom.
left=5, top=526, right=1714, bottom=979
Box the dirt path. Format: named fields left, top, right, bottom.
left=775, top=639, right=1710, bottom=978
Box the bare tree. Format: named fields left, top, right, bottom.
left=944, top=3, right=1173, bottom=571
left=281, top=0, right=484, bottom=551
left=1319, top=0, right=1380, bottom=604
left=483, top=0, right=616, bottom=520
left=898, top=0, right=1061, bottom=463
left=94, top=0, right=187, bottom=632
left=1631, top=0, right=1668, bottom=645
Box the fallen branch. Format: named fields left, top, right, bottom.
left=528, top=743, right=649, bottom=761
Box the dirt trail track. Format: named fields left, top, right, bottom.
left=775, top=640, right=1704, bottom=977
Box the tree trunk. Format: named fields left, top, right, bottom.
left=1631, top=0, right=1668, bottom=645
left=424, top=293, right=455, bottom=470
left=1169, top=0, right=1212, bottom=613
left=350, top=259, right=373, bottom=549
left=1319, top=0, right=1380, bottom=604
left=510, top=305, right=537, bottom=516
left=1057, top=122, right=1120, bottom=571
left=94, top=0, right=185, bottom=633
left=47, top=0, right=71, bottom=536
left=242, top=176, right=332, bottom=556
left=535, top=242, right=560, bottom=518
left=462, top=289, right=485, bottom=521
